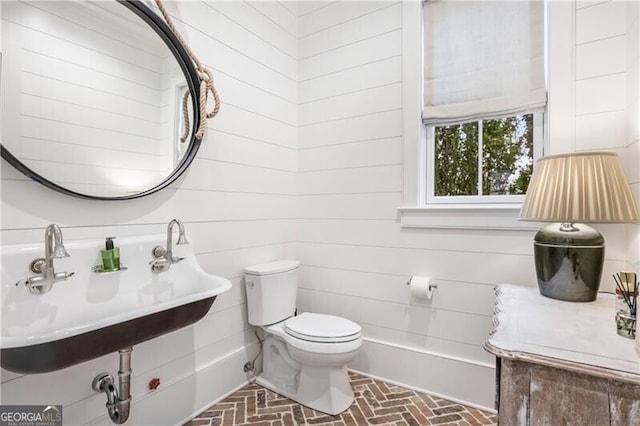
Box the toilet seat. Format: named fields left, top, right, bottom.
left=264, top=313, right=362, bottom=356
left=284, top=313, right=361, bottom=343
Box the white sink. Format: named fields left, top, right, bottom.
left=1, top=234, right=231, bottom=373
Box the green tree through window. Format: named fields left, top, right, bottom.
left=434, top=114, right=534, bottom=197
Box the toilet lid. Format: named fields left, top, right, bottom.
left=284, top=313, right=361, bottom=343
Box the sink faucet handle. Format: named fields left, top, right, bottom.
left=152, top=245, right=167, bottom=259
left=29, top=258, right=47, bottom=274
left=54, top=271, right=75, bottom=281
left=24, top=270, right=73, bottom=294
left=150, top=259, right=170, bottom=274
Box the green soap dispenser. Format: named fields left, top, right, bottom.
left=101, top=237, right=120, bottom=272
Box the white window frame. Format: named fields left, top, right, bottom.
left=425, top=112, right=545, bottom=205
left=397, top=1, right=571, bottom=231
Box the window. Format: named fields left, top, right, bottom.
left=398, top=1, right=549, bottom=229
left=422, top=0, right=546, bottom=205
left=426, top=112, right=544, bottom=204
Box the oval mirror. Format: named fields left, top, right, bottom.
left=1, top=0, right=202, bottom=199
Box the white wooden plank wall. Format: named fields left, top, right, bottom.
left=297, top=0, right=631, bottom=410
left=575, top=0, right=638, bottom=267
left=0, top=1, right=298, bottom=424
left=575, top=0, right=627, bottom=155
left=624, top=0, right=640, bottom=268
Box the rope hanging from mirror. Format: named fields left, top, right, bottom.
left=154, top=0, right=221, bottom=142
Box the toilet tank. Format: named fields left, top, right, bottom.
left=244, top=260, right=300, bottom=326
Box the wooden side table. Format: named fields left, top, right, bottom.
left=485, top=285, right=640, bottom=425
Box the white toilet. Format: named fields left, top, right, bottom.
left=244, top=260, right=362, bottom=415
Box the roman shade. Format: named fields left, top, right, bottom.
left=423, top=0, right=546, bottom=125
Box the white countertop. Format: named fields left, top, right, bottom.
left=485, top=284, right=640, bottom=384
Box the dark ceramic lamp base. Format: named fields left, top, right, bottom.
left=533, top=222, right=605, bottom=302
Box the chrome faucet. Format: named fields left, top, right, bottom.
left=150, top=219, right=189, bottom=273
left=25, top=224, right=75, bottom=294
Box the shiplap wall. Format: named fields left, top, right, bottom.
left=575, top=1, right=627, bottom=156
left=0, top=1, right=297, bottom=424
left=626, top=1, right=640, bottom=269
left=296, top=0, right=631, bottom=410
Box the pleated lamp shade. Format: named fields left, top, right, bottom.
left=520, top=152, right=640, bottom=224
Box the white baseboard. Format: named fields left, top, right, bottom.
left=362, top=336, right=495, bottom=370
left=350, top=339, right=495, bottom=410
left=349, top=368, right=497, bottom=414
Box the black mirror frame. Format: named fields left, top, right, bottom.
left=0, top=0, right=202, bottom=200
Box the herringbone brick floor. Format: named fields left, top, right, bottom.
left=185, top=372, right=496, bottom=425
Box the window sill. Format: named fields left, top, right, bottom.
left=397, top=204, right=540, bottom=230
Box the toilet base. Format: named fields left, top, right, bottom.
left=256, top=363, right=354, bottom=416
left=257, top=333, right=356, bottom=415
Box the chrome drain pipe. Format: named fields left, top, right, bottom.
left=92, top=347, right=133, bottom=424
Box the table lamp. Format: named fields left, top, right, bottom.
left=520, top=152, right=640, bottom=302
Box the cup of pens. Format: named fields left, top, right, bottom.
left=614, top=272, right=637, bottom=339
